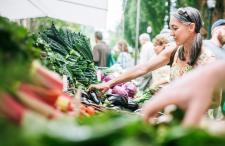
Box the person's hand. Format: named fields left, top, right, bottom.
left=142, top=65, right=219, bottom=127
left=88, top=82, right=111, bottom=96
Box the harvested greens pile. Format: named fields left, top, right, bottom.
left=35, top=24, right=97, bottom=88
left=1, top=16, right=225, bottom=146
left=0, top=16, right=40, bottom=92
left=0, top=15, right=98, bottom=131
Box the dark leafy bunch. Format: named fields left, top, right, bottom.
left=0, top=16, right=40, bottom=92
left=36, top=23, right=97, bottom=88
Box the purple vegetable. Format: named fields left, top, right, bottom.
left=102, top=75, right=112, bottom=82
left=122, top=82, right=137, bottom=98
left=101, top=73, right=105, bottom=81
left=117, top=82, right=124, bottom=87
left=112, top=86, right=128, bottom=96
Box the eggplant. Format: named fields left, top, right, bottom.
left=88, top=91, right=100, bottom=104
left=81, top=90, right=100, bottom=104
left=81, top=91, right=89, bottom=98
left=81, top=96, right=95, bottom=104
left=125, top=99, right=139, bottom=111
left=107, top=95, right=128, bottom=107
left=107, top=94, right=139, bottom=111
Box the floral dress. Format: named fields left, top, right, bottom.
left=170, top=46, right=222, bottom=119
left=170, top=46, right=216, bottom=81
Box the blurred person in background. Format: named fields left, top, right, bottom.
left=135, top=33, right=156, bottom=91
left=138, top=33, right=155, bottom=65
left=204, top=19, right=225, bottom=59
left=116, top=40, right=134, bottom=70
left=203, top=19, right=225, bottom=119
left=93, top=31, right=111, bottom=67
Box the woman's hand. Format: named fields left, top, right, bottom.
left=88, top=82, right=111, bottom=96
left=142, top=62, right=222, bottom=127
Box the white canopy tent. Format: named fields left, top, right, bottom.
left=0, top=0, right=108, bottom=29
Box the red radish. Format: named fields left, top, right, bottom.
left=16, top=84, right=60, bottom=119
left=0, top=93, right=25, bottom=125
left=18, top=83, right=60, bottom=106
left=31, top=60, right=63, bottom=90
left=17, top=83, right=74, bottom=113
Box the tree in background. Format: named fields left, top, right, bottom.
left=21, top=17, right=81, bottom=33
left=123, top=0, right=166, bottom=47
left=123, top=0, right=225, bottom=47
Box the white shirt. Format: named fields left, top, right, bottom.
left=117, top=52, right=134, bottom=69
left=139, top=41, right=155, bottom=64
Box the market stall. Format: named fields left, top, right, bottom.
left=0, top=11, right=225, bottom=146
left=0, top=0, right=108, bottom=29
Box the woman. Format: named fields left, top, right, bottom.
left=89, top=7, right=216, bottom=97
left=150, top=32, right=175, bottom=91
left=116, top=40, right=134, bottom=69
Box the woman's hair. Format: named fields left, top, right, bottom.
left=153, top=34, right=169, bottom=47
left=173, top=7, right=203, bottom=65
left=152, top=32, right=174, bottom=46
left=118, top=40, right=129, bottom=52
left=153, top=32, right=175, bottom=54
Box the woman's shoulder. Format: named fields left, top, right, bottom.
left=196, top=46, right=216, bottom=65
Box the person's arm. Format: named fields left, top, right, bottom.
left=142, top=60, right=225, bottom=127
left=211, top=61, right=225, bottom=89
left=108, top=49, right=170, bottom=86
left=89, top=45, right=176, bottom=94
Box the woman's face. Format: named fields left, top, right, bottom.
left=217, top=26, right=225, bottom=46
left=169, top=16, right=194, bottom=46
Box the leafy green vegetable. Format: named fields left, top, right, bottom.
left=0, top=16, right=40, bottom=92
left=35, top=23, right=97, bottom=88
